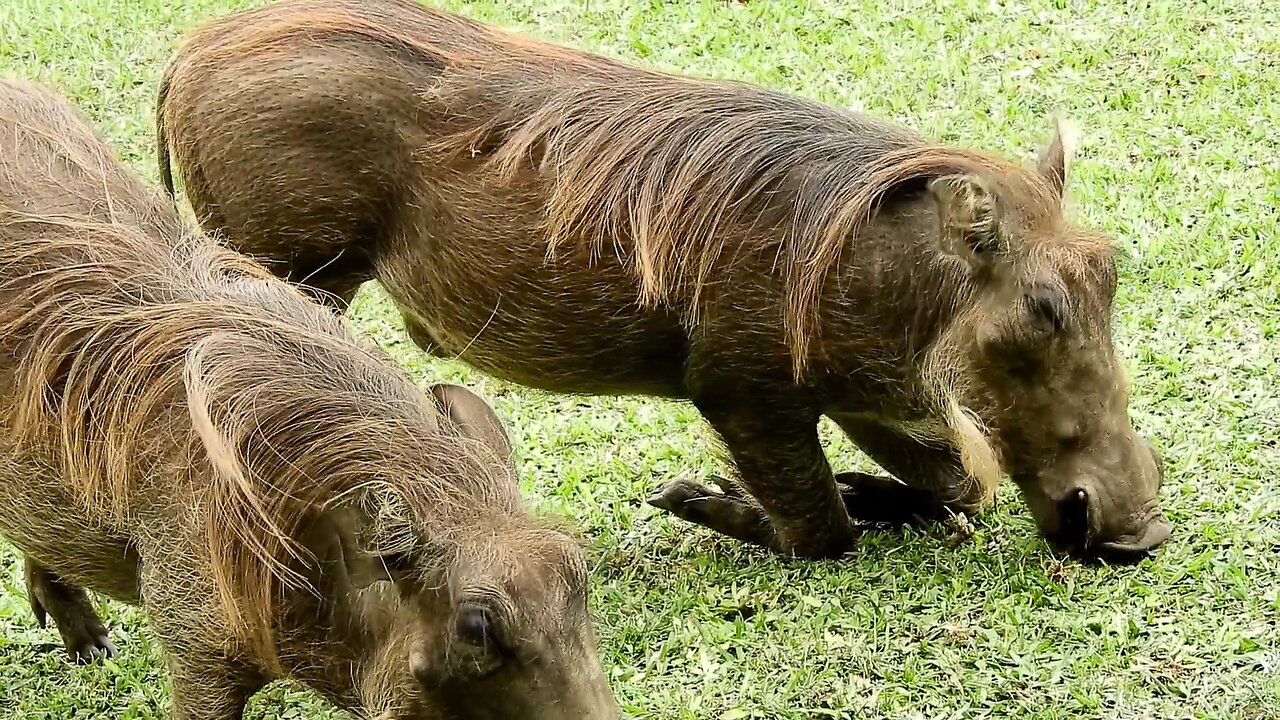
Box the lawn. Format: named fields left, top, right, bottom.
left=1, top=0, right=1278, bottom=718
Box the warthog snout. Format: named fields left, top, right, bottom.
left=1034, top=435, right=1171, bottom=563
left=1055, top=489, right=1172, bottom=562
left=1093, top=515, right=1173, bottom=560
left=1084, top=438, right=1171, bottom=561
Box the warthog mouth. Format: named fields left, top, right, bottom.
left=1092, top=518, right=1172, bottom=563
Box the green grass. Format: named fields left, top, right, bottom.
left=2, top=0, right=1278, bottom=717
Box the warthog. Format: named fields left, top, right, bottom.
left=155, top=0, right=1171, bottom=562
left=0, top=76, right=619, bottom=720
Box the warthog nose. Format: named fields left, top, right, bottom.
left=1057, top=486, right=1092, bottom=546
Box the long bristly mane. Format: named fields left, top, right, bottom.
left=0, top=211, right=523, bottom=664
left=427, top=50, right=1060, bottom=380
left=0, top=78, right=523, bottom=664
left=157, top=0, right=1058, bottom=385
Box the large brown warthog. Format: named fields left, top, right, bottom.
left=0, top=76, right=619, bottom=720
left=156, top=0, right=1171, bottom=562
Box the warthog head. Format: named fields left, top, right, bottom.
left=336, top=384, right=621, bottom=719
left=932, top=124, right=1171, bottom=562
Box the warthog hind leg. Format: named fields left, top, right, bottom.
left=24, top=557, right=116, bottom=663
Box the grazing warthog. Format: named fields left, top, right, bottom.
left=0, top=77, right=619, bottom=720
left=155, top=0, right=1171, bottom=562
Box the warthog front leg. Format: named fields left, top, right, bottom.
left=833, top=416, right=988, bottom=524
left=164, top=658, right=263, bottom=720
left=143, top=596, right=266, bottom=717
left=288, top=268, right=364, bottom=312
left=404, top=316, right=448, bottom=357
left=650, top=395, right=858, bottom=558
left=24, top=557, right=116, bottom=663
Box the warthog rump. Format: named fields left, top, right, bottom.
left=156, top=0, right=1171, bottom=562
left=0, top=76, right=619, bottom=720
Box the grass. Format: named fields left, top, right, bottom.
left=1, top=0, right=1277, bottom=717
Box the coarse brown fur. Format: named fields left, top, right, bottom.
left=156, top=0, right=1170, bottom=561
left=0, top=75, right=617, bottom=719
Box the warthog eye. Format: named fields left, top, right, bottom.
left=1025, top=282, right=1070, bottom=335
left=451, top=600, right=510, bottom=678
left=456, top=603, right=494, bottom=648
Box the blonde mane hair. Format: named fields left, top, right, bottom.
left=487, top=109, right=1045, bottom=379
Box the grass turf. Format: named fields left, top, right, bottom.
left=1, top=0, right=1277, bottom=717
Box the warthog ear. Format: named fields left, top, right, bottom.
left=430, top=384, right=513, bottom=464
left=325, top=490, right=429, bottom=591
left=343, top=547, right=415, bottom=590
left=1036, top=117, right=1078, bottom=200
left=330, top=502, right=420, bottom=590
left=928, top=174, right=1005, bottom=269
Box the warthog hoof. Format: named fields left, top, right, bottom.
left=25, top=560, right=117, bottom=663
left=647, top=475, right=774, bottom=548
left=834, top=471, right=950, bottom=526
left=63, top=626, right=116, bottom=664
left=29, top=594, right=116, bottom=663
